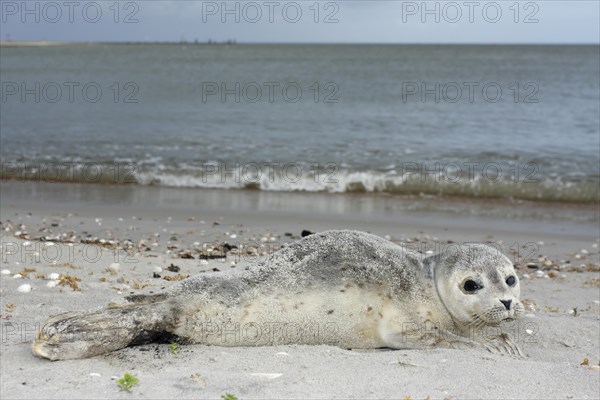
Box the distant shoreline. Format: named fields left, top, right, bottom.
left=0, top=40, right=238, bottom=47
left=1, top=41, right=597, bottom=47
left=0, top=41, right=79, bottom=47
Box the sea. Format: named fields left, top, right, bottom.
left=1, top=44, right=598, bottom=203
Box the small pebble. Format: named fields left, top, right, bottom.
left=525, top=329, right=534, bottom=335
left=13, top=274, right=22, bottom=279
left=17, top=284, right=32, bottom=293
left=46, top=280, right=58, bottom=288
left=153, top=266, right=162, bottom=273
left=535, top=270, right=545, bottom=278
left=581, top=249, right=588, bottom=254
left=89, top=373, right=101, bottom=377
left=230, top=234, right=237, bottom=239
left=167, top=264, right=180, bottom=272
left=108, top=263, right=120, bottom=275
left=49, top=273, right=60, bottom=280
left=575, top=254, right=582, bottom=259
left=1, top=269, right=11, bottom=275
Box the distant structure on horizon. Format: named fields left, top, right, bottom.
left=203, top=39, right=237, bottom=45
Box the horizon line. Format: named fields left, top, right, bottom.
left=1, top=40, right=599, bottom=46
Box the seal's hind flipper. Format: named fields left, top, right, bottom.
left=33, top=301, right=179, bottom=360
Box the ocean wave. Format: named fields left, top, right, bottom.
left=2, top=162, right=597, bottom=203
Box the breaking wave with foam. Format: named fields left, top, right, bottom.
left=2, top=161, right=597, bottom=203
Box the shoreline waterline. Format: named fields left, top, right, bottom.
left=1, top=181, right=598, bottom=232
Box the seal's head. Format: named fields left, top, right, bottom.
left=427, top=244, right=523, bottom=330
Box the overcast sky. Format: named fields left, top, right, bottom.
left=1, top=0, right=598, bottom=44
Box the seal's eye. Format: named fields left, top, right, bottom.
left=463, top=280, right=481, bottom=292
left=506, top=276, right=516, bottom=286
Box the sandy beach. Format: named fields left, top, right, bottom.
left=0, top=182, right=598, bottom=399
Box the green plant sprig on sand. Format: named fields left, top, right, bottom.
left=117, top=373, right=139, bottom=392
left=169, top=342, right=179, bottom=354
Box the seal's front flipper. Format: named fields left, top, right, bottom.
left=484, top=333, right=524, bottom=358
left=33, top=301, right=179, bottom=360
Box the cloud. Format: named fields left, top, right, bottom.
left=0, top=1, right=598, bottom=43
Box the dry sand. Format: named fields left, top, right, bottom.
left=1, top=182, right=599, bottom=399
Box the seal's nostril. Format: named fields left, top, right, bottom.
left=500, top=299, right=512, bottom=310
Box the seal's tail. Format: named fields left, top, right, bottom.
left=33, top=301, right=179, bottom=360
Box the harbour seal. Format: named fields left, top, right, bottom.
left=33, top=230, right=524, bottom=360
